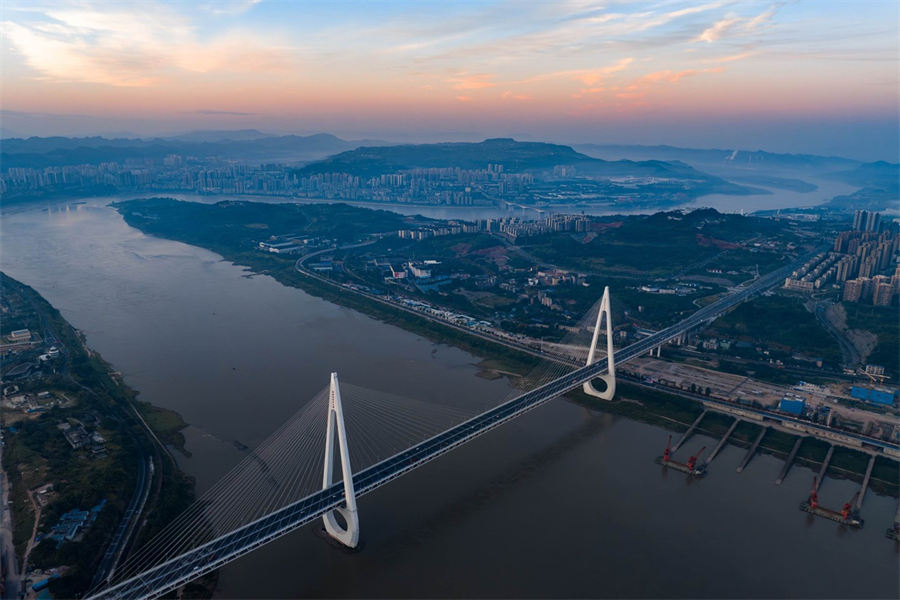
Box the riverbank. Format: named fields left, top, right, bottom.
left=107, top=213, right=899, bottom=499
left=0, top=273, right=195, bottom=597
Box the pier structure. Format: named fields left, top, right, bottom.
left=815, top=446, right=835, bottom=490
left=856, top=454, right=876, bottom=511
left=736, top=426, right=768, bottom=473
left=775, top=437, right=804, bottom=485
left=672, top=410, right=708, bottom=453
left=705, top=418, right=740, bottom=466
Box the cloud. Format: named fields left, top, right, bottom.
left=501, top=91, right=531, bottom=101
left=193, top=109, right=256, bottom=116
left=604, top=66, right=724, bottom=104
left=694, top=5, right=780, bottom=44
left=707, top=52, right=754, bottom=63
left=197, top=0, right=262, bottom=16
left=2, top=2, right=292, bottom=86
left=576, top=58, right=634, bottom=86
left=745, top=5, right=778, bottom=31
left=695, top=17, right=741, bottom=43
left=448, top=72, right=496, bottom=90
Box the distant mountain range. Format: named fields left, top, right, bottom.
left=572, top=143, right=861, bottom=171
left=825, top=160, right=899, bottom=192
left=296, top=137, right=732, bottom=180
left=3, top=131, right=896, bottom=211
left=573, top=142, right=899, bottom=210
left=0, top=132, right=378, bottom=168
left=293, top=137, right=762, bottom=199
left=297, top=138, right=588, bottom=176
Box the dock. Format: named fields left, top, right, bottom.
left=672, top=409, right=707, bottom=453
left=653, top=456, right=707, bottom=477
left=775, top=437, right=804, bottom=485
left=815, top=446, right=835, bottom=491
left=887, top=504, right=900, bottom=541
left=705, top=418, right=740, bottom=466
left=736, top=426, right=767, bottom=473
left=856, top=454, right=876, bottom=511
left=799, top=501, right=863, bottom=528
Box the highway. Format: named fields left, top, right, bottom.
left=89, top=251, right=813, bottom=600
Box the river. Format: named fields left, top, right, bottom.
left=1, top=196, right=896, bottom=598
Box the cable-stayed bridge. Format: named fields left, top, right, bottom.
left=90, top=260, right=800, bottom=600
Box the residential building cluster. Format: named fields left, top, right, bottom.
left=297, top=165, right=536, bottom=206
left=397, top=221, right=480, bottom=240
left=396, top=214, right=590, bottom=241
left=0, top=162, right=153, bottom=195
left=783, top=214, right=899, bottom=305
left=493, top=214, right=590, bottom=241
left=852, top=209, right=882, bottom=232
left=841, top=268, right=900, bottom=305
left=1, top=158, right=548, bottom=206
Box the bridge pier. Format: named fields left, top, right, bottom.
left=322, top=372, right=360, bottom=548
left=583, top=286, right=616, bottom=400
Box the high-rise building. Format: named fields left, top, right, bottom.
left=843, top=278, right=864, bottom=302
left=872, top=281, right=894, bottom=306
left=852, top=210, right=883, bottom=232
left=867, top=211, right=882, bottom=232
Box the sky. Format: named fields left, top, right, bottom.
left=1, top=0, right=898, bottom=160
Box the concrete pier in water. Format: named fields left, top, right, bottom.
left=856, top=454, right=876, bottom=511
left=672, top=409, right=707, bottom=453
left=775, top=437, right=804, bottom=485
left=737, top=426, right=767, bottom=473
left=705, top=418, right=740, bottom=466
left=815, top=446, right=835, bottom=491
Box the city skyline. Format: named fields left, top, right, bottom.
left=2, top=0, right=898, bottom=160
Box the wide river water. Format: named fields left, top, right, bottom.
left=1, top=196, right=897, bottom=598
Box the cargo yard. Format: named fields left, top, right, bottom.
left=623, top=356, right=899, bottom=444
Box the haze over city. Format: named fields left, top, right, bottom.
left=2, top=0, right=898, bottom=160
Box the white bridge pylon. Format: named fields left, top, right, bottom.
left=322, top=372, right=360, bottom=547
left=583, top=286, right=616, bottom=400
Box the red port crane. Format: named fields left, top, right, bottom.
left=686, top=446, right=707, bottom=471
left=841, top=492, right=859, bottom=520
left=663, top=435, right=672, bottom=463
left=809, top=476, right=818, bottom=509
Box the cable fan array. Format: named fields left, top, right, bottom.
left=95, top=295, right=613, bottom=592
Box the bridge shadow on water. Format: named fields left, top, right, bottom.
left=370, top=407, right=615, bottom=555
